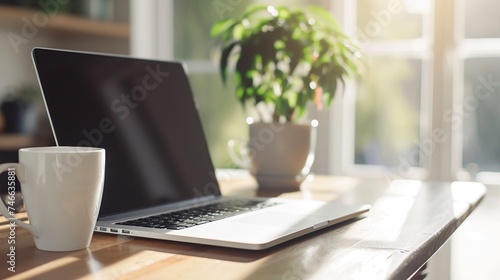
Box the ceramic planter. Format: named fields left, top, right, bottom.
left=229, top=120, right=317, bottom=189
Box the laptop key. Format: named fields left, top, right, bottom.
left=116, top=199, right=281, bottom=230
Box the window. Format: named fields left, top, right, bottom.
left=459, top=0, right=500, bottom=183
left=328, top=0, right=433, bottom=179
left=131, top=0, right=500, bottom=183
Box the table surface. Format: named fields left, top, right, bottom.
left=0, top=175, right=486, bottom=280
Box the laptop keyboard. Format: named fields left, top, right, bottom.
left=116, top=199, right=280, bottom=230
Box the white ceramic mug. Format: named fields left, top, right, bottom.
left=0, top=146, right=105, bottom=252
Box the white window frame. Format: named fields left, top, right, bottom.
left=454, top=0, right=500, bottom=184
left=327, top=0, right=437, bottom=180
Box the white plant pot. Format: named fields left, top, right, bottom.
left=229, top=120, right=317, bottom=189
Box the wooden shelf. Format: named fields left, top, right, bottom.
left=0, top=5, right=129, bottom=39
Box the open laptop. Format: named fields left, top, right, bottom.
left=31, top=47, right=370, bottom=250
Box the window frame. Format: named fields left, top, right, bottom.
left=328, top=0, right=435, bottom=180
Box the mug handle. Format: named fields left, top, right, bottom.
left=0, top=163, right=38, bottom=237
left=227, top=138, right=250, bottom=170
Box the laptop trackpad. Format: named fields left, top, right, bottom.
left=230, top=212, right=326, bottom=228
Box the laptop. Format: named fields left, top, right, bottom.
left=31, top=47, right=370, bottom=250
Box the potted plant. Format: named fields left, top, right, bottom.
left=0, top=84, right=40, bottom=135
left=211, top=4, right=362, bottom=187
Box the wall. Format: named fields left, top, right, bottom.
left=0, top=2, right=129, bottom=137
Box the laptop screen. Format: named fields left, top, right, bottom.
left=32, top=48, right=221, bottom=217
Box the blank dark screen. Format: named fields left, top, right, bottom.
left=32, top=48, right=220, bottom=217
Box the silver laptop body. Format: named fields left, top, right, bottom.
left=32, top=47, right=369, bottom=250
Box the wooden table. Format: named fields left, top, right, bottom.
left=0, top=175, right=486, bottom=280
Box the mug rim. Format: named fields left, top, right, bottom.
left=20, top=146, right=104, bottom=153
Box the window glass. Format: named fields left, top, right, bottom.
left=188, top=73, right=247, bottom=168
left=464, top=0, right=500, bottom=38
left=355, top=57, right=421, bottom=167
left=462, top=58, right=500, bottom=172
left=356, top=0, right=429, bottom=41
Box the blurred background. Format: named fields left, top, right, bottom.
left=2, top=0, right=500, bottom=179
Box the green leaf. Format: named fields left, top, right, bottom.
left=242, top=4, right=269, bottom=19
left=274, top=40, right=285, bottom=50
left=285, top=90, right=297, bottom=108
left=276, top=6, right=292, bottom=19
left=220, top=42, right=238, bottom=83
left=210, top=19, right=236, bottom=38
